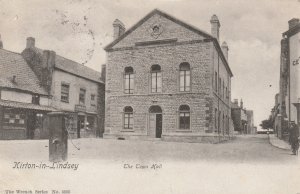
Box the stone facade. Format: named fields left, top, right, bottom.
left=104, top=9, right=233, bottom=142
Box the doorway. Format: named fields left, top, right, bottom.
left=149, top=106, right=163, bottom=138
left=77, top=115, right=85, bottom=138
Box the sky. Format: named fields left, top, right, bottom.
left=0, top=0, right=299, bottom=126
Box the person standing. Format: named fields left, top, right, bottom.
left=289, top=121, right=300, bottom=155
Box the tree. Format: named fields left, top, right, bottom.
left=260, top=118, right=273, bottom=129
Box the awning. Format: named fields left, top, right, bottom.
left=0, top=100, right=56, bottom=112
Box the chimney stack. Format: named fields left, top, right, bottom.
left=0, top=34, right=3, bottom=49
left=26, top=37, right=35, bottom=49
left=221, top=41, right=229, bottom=61
left=210, top=15, right=220, bottom=41
left=42, top=50, right=56, bottom=69
left=234, top=99, right=238, bottom=105
left=288, top=18, right=299, bottom=29
left=240, top=99, right=243, bottom=109
left=113, top=19, right=125, bottom=40
left=101, top=64, right=106, bottom=83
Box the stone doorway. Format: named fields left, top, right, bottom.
left=149, top=106, right=163, bottom=138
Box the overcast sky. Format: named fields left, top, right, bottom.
left=0, top=0, right=299, bottom=126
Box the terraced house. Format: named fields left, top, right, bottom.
left=0, top=35, right=105, bottom=139
left=104, top=9, right=233, bottom=142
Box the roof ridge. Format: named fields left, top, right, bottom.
left=104, top=8, right=213, bottom=50
left=0, top=48, right=22, bottom=56
left=35, top=47, right=101, bottom=74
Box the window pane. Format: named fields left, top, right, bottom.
left=185, top=71, right=190, bottom=91
left=152, top=73, right=157, bottom=92
left=129, top=75, right=134, bottom=93
left=157, top=72, right=162, bottom=92
left=180, top=72, right=185, bottom=91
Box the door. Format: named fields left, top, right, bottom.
left=77, top=115, right=85, bottom=138
left=156, top=114, right=162, bottom=138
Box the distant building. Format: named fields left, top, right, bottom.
left=21, top=37, right=105, bottom=138
left=231, top=99, right=255, bottom=134
left=275, top=18, right=300, bottom=140
left=104, top=9, right=233, bottom=142
left=0, top=39, right=55, bottom=139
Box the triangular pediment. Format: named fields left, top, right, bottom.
left=105, top=9, right=213, bottom=50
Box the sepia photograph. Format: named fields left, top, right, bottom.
left=0, top=0, right=299, bottom=193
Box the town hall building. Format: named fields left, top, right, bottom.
left=104, top=9, right=233, bottom=142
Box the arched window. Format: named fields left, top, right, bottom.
left=124, top=67, right=134, bottom=94
left=179, top=105, right=190, bottom=129
left=151, top=64, right=162, bottom=93
left=179, top=62, right=190, bottom=92
left=124, top=106, right=133, bottom=129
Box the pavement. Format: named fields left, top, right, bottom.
left=268, top=133, right=291, bottom=150
left=0, top=134, right=299, bottom=194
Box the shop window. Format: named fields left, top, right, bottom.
left=124, top=67, right=134, bottom=94
left=179, top=105, right=190, bottom=129
left=3, top=110, right=25, bottom=127
left=179, top=62, right=190, bottom=92
left=61, top=83, right=70, bottom=103
left=124, top=106, right=133, bottom=129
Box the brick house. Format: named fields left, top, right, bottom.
left=21, top=37, right=105, bottom=138
left=104, top=9, right=233, bottom=142
left=0, top=38, right=55, bottom=140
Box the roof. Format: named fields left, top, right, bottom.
left=31, top=47, right=103, bottom=84
left=105, top=9, right=212, bottom=50
left=104, top=9, right=233, bottom=77
left=0, top=49, right=48, bottom=95
left=0, top=99, right=56, bottom=111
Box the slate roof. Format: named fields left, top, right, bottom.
left=0, top=48, right=48, bottom=95
left=0, top=99, right=56, bottom=111
left=33, top=48, right=103, bottom=84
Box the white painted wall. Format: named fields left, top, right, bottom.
left=1, top=90, right=32, bottom=103
left=289, top=32, right=300, bottom=123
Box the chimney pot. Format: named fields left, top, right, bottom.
left=26, top=37, right=35, bottom=49
left=210, top=15, right=220, bottom=41
left=234, top=99, right=238, bottom=104
left=221, top=41, right=229, bottom=61
left=288, top=18, right=299, bottom=29
left=113, top=19, right=125, bottom=40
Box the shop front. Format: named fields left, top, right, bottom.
left=0, top=100, right=55, bottom=140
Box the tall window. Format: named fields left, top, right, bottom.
left=215, top=72, right=218, bottom=92
left=215, top=108, right=217, bottom=129
left=61, top=83, right=70, bottom=103
left=79, top=88, right=86, bottom=105
left=124, top=106, right=133, bottom=129
left=179, top=62, right=190, bottom=92
left=223, top=81, right=225, bottom=99
left=218, top=77, right=221, bottom=95
left=225, top=87, right=228, bottom=99
left=151, top=64, right=162, bottom=93
left=179, top=105, right=190, bottom=129
left=124, top=67, right=134, bottom=94
left=91, top=94, right=96, bottom=107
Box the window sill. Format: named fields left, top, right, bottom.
left=121, top=130, right=134, bottom=132
left=176, top=129, right=192, bottom=132
left=61, top=100, right=69, bottom=103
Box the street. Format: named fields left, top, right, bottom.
left=0, top=135, right=299, bottom=194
